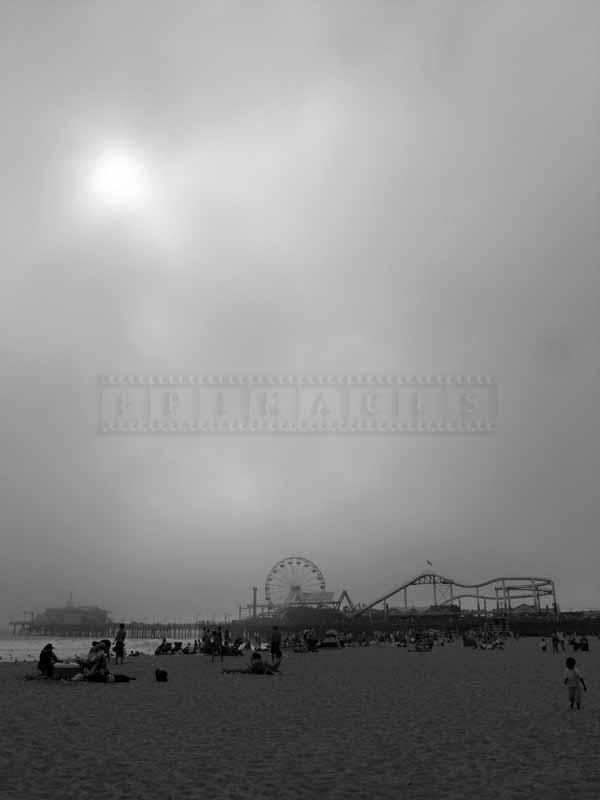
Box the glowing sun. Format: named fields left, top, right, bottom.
left=87, top=146, right=151, bottom=211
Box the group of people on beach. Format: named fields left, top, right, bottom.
left=34, top=624, right=133, bottom=683
left=462, top=631, right=505, bottom=650
left=71, top=636, right=134, bottom=682
left=223, top=626, right=282, bottom=675
left=154, top=627, right=245, bottom=660
left=539, top=632, right=589, bottom=654
left=29, top=623, right=594, bottom=706
left=153, top=625, right=286, bottom=668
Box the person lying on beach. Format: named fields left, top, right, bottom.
left=37, top=644, right=60, bottom=678
left=222, top=652, right=280, bottom=675
left=85, top=649, right=110, bottom=681
left=106, top=673, right=136, bottom=682
left=69, top=670, right=136, bottom=683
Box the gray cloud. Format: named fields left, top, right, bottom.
left=1, top=0, right=599, bottom=623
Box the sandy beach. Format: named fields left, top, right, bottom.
left=1, top=640, right=599, bottom=800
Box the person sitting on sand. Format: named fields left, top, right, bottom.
left=90, top=643, right=107, bottom=664
left=86, top=641, right=110, bottom=661
left=38, top=644, right=59, bottom=678
left=89, top=639, right=111, bottom=664
left=78, top=642, right=104, bottom=667
left=222, top=652, right=279, bottom=676
left=84, top=644, right=110, bottom=682
left=249, top=652, right=269, bottom=674
left=155, top=638, right=168, bottom=655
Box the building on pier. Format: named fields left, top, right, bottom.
left=33, top=605, right=112, bottom=628
left=9, top=604, right=114, bottom=636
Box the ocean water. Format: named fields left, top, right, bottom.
left=0, top=636, right=163, bottom=663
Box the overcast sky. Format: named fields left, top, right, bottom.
left=1, top=1, right=599, bottom=625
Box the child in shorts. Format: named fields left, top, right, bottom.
left=564, top=657, right=587, bottom=709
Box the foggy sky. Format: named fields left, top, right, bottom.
left=1, top=1, right=599, bottom=624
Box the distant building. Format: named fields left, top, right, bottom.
left=388, top=606, right=431, bottom=616
left=428, top=604, right=461, bottom=614
left=277, top=590, right=335, bottom=606
left=511, top=603, right=539, bottom=615
left=292, top=591, right=335, bottom=605
left=33, top=605, right=112, bottom=627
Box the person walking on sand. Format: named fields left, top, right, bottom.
left=113, top=623, right=126, bottom=665
left=564, top=657, right=587, bottom=709
left=552, top=631, right=560, bottom=654
left=210, top=627, right=223, bottom=663
left=270, top=625, right=282, bottom=667
left=217, top=626, right=224, bottom=662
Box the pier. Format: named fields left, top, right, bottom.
left=8, top=620, right=214, bottom=640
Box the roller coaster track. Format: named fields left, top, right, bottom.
left=351, top=573, right=556, bottom=617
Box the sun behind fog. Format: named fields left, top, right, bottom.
left=87, top=146, right=151, bottom=211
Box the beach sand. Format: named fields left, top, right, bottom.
left=1, top=640, right=599, bottom=799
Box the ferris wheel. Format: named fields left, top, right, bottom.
left=265, top=556, right=326, bottom=606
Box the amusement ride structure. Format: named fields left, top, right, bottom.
left=239, top=556, right=558, bottom=621
left=239, top=556, right=354, bottom=619
left=351, top=572, right=558, bottom=617
left=265, top=556, right=329, bottom=605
